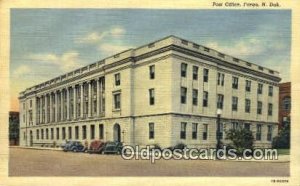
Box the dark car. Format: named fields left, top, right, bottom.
left=87, top=140, right=106, bottom=154
left=63, top=141, right=85, bottom=152
left=102, top=141, right=123, bottom=154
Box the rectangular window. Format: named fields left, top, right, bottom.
left=82, top=125, right=87, bottom=140
left=217, top=73, right=225, bottom=86
left=203, top=124, right=208, bottom=140
left=180, top=122, right=187, bottom=139
left=232, top=77, right=239, bottom=89
left=258, top=83, right=263, bottom=94
left=46, top=129, right=49, bottom=139
left=217, top=94, right=224, bottom=109
left=36, top=129, right=39, bottom=140
left=244, top=123, right=251, bottom=131
left=114, top=93, right=121, bottom=109
left=51, top=128, right=54, bottom=140
left=99, top=124, right=104, bottom=139
left=203, top=68, right=209, bottom=82
left=192, top=89, right=198, bottom=106
left=231, top=122, right=240, bottom=130
left=62, top=127, right=66, bottom=140
left=41, top=129, right=44, bottom=140
left=68, top=127, right=72, bottom=139
left=268, top=86, right=273, bottom=97
left=268, top=103, right=273, bottom=116
left=256, top=124, right=262, bottom=141
left=181, top=87, right=187, bottom=104
left=232, top=96, right=238, bottom=111
left=75, top=126, right=79, bottom=140
left=149, top=89, right=155, bottom=105
left=192, top=123, right=198, bottom=139
left=192, top=66, right=198, bottom=80
left=267, top=125, right=273, bottom=141
left=56, top=128, right=59, bottom=140
left=115, top=73, right=120, bottom=86
left=218, top=123, right=224, bottom=140
left=181, top=63, right=187, bottom=77
left=149, top=65, right=155, bottom=79
left=257, top=101, right=262, bottom=114
left=90, top=125, right=95, bottom=140
left=245, top=99, right=251, bottom=113
left=246, top=80, right=251, bottom=92
left=149, top=123, right=154, bottom=139
left=203, top=91, right=208, bottom=107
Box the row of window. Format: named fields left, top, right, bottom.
left=180, top=88, right=273, bottom=115
left=34, top=124, right=105, bottom=141
left=181, top=63, right=274, bottom=96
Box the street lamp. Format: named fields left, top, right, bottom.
left=216, top=108, right=222, bottom=159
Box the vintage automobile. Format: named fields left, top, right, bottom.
left=87, top=140, right=106, bottom=154
left=63, top=141, right=85, bottom=152
left=102, top=141, right=123, bottom=154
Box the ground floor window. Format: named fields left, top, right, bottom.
left=192, top=123, right=198, bottom=139
left=75, top=126, right=79, bottom=139
left=68, top=127, right=72, bottom=139
left=46, top=128, right=49, bottom=139
left=180, top=122, right=187, bottom=139
left=256, top=124, right=262, bottom=141
left=203, top=124, right=208, bottom=140
left=149, top=123, right=154, bottom=139
left=82, top=125, right=87, bottom=139
left=56, top=128, right=59, bottom=140
left=51, top=128, right=54, bottom=140
left=90, top=125, right=95, bottom=139
left=36, top=129, right=39, bottom=140
left=99, top=124, right=104, bottom=139
left=244, top=123, right=251, bottom=131
left=41, top=129, right=44, bottom=140
left=267, top=125, right=273, bottom=141
left=62, top=127, right=66, bottom=140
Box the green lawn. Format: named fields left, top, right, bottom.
left=277, top=149, right=290, bottom=155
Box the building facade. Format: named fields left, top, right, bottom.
left=19, top=36, right=281, bottom=148
left=279, top=82, right=291, bottom=128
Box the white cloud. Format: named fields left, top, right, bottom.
left=27, top=51, right=83, bottom=72
left=110, top=26, right=126, bottom=37
left=13, top=65, right=32, bottom=78
left=98, top=43, right=132, bottom=55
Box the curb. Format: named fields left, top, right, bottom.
left=10, top=146, right=63, bottom=151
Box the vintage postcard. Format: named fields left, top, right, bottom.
left=0, top=0, right=300, bottom=185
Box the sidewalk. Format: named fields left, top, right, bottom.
left=10, top=146, right=63, bottom=151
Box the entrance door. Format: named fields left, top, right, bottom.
left=113, top=123, right=121, bottom=142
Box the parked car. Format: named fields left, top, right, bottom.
left=63, top=141, right=85, bottom=152
left=102, top=141, right=123, bottom=154
left=87, top=140, right=106, bottom=154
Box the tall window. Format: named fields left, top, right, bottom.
left=245, top=80, right=251, bottom=92
left=232, top=96, right=238, bottom=111
left=245, top=99, right=251, bottom=113
left=115, top=73, right=121, bottom=86
left=217, top=94, right=224, bottom=109
left=257, top=101, right=263, bottom=114
left=46, top=128, right=49, bottom=139
left=217, top=73, right=225, bottom=86
left=268, top=86, right=273, bottom=97
left=258, top=83, right=263, bottom=94
left=114, top=93, right=121, bottom=109
left=56, top=128, right=59, bottom=140
left=75, top=126, right=79, bottom=139
left=181, top=63, right=187, bottom=77
left=192, top=89, right=198, bottom=106
left=51, top=128, right=54, bottom=140
left=149, top=123, right=154, bottom=139
left=68, top=127, right=72, bottom=139
left=41, top=129, right=44, bottom=140
left=203, top=124, right=208, bottom=140
left=256, top=124, right=262, bottom=141
left=283, top=97, right=291, bottom=111
left=192, top=123, right=198, bottom=139
left=181, top=87, right=187, bottom=104
left=149, top=65, right=155, bottom=79
left=99, top=124, right=104, bottom=139
left=90, top=125, right=95, bottom=140
left=244, top=123, right=251, bottom=131
left=180, top=122, right=187, bottom=139
left=36, top=129, right=39, bottom=140
left=267, top=125, right=273, bottom=141
left=149, top=89, right=155, bottom=105
left=203, top=68, right=209, bottom=82
left=232, top=122, right=240, bottom=130
left=203, top=91, right=208, bottom=107
left=62, top=127, right=66, bottom=140
left=268, top=103, right=273, bottom=116
left=193, top=66, right=198, bottom=80
left=232, top=77, right=239, bottom=89
left=82, top=125, right=87, bottom=140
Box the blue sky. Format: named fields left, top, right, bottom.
left=10, top=9, right=291, bottom=111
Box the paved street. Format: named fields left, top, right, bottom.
left=9, top=148, right=289, bottom=176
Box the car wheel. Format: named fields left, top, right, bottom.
left=73, top=148, right=77, bottom=152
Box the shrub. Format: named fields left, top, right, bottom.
left=225, top=128, right=254, bottom=155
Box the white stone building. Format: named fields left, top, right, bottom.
left=19, top=35, right=281, bottom=148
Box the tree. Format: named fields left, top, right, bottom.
left=272, top=122, right=290, bottom=149
left=225, top=128, right=254, bottom=155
